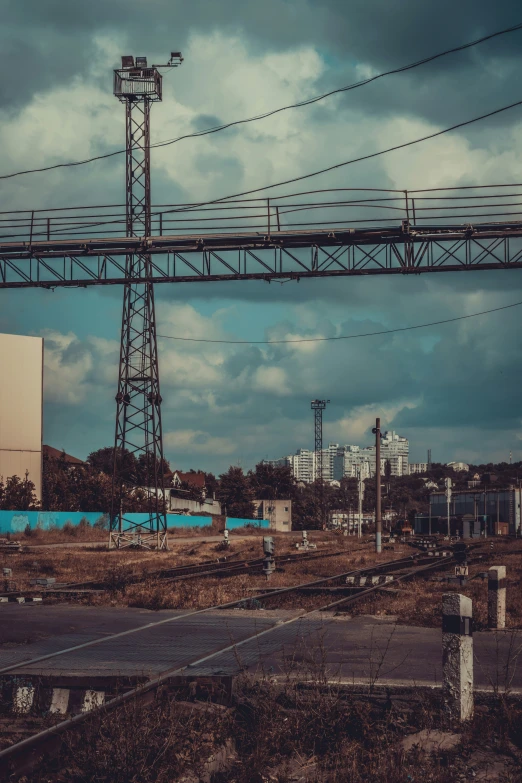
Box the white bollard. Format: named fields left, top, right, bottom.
left=50, top=688, right=70, bottom=715
left=442, top=593, right=473, bottom=721
left=14, top=686, right=35, bottom=714
left=488, top=566, right=506, bottom=630
left=81, top=690, right=105, bottom=713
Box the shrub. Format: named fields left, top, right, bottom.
left=78, top=516, right=91, bottom=531
left=94, top=514, right=109, bottom=530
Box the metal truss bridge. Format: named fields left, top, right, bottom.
left=1, top=185, right=522, bottom=289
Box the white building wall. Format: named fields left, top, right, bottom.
left=282, top=431, right=409, bottom=483
left=0, top=333, right=43, bottom=501
left=409, top=463, right=428, bottom=474
left=254, top=499, right=292, bottom=531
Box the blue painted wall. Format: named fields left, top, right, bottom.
left=0, top=511, right=108, bottom=533
left=0, top=510, right=270, bottom=534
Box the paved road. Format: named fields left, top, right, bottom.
left=1, top=605, right=520, bottom=692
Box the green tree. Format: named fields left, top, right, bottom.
left=0, top=472, right=39, bottom=510
left=178, top=480, right=205, bottom=504
left=291, top=483, right=323, bottom=530
left=42, top=451, right=78, bottom=510
left=135, top=452, right=172, bottom=488
left=248, top=463, right=296, bottom=501
left=217, top=466, right=255, bottom=519
left=87, top=446, right=138, bottom=483
left=204, top=472, right=218, bottom=498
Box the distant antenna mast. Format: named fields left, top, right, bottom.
left=311, top=399, right=330, bottom=528
left=510, top=450, right=512, bottom=464
left=427, top=449, right=432, bottom=468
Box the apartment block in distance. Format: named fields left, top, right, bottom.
left=0, top=333, right=44, bottom=501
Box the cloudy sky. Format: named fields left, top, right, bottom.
left=1, top=0, right=522, bottom=473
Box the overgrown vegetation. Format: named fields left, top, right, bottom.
left=28, top=677, right=522, bottom=782
left=0, top=472, right=39, bottom=511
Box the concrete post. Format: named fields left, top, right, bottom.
left=50, top=688, right=70, bottom=715
left=81, top=690, right=105, bottom=713
left=488, top=566, right=506, bottom=630
left=442, top=593, right=473, bottom=721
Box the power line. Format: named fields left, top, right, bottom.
left=151, top=22, right=522, bottom=149
left=158, top=98, right=522, bottom=216
left=157, top=299, right=522, bottom=344
left=1, top=21, right=521, bottom=182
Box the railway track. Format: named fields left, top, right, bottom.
left=1, top=545, right=363, bottom=600
left=0, top=548, right=460, bottom=777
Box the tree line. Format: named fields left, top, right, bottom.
left=2, top=450, right=522, bottom=529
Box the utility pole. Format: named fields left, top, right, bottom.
left=357, top=465, right=364, bottom=538
left=109, top=52, right=183, bottom=550
left=311, top=399, right=330, bottom=529
left=373, top=418, right=382, bottom=553
left=445, top=476, right=452, bottom=537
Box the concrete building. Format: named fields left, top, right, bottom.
left=408, top=463, right=428, bottom=475
left=447, top=461, right=470, bottom=472
left=172, top=470, right=207, bottom=497
left=379, top=431, right=409, bottom=476
left=169, top=494, right=222, bottom=516
left=0, top=333, right=44, bottom=502
left=333, top=445, right=373, bottom=480
left=254, top=499, right=292, bottom=531
left=330, top=509, right=394, bottom=531
left=287, top=449, right=315, bottom=483
left=274, top=431, right=409, bottom=484
left=334, top=432, right=409, bottom=479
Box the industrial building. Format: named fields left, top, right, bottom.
left=415, top=485, right=522, bottom=535
left=254, top=499, right=292, bottom=531
left=0, top=333, right=44, bottom=501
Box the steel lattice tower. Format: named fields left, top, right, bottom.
left=109, top=54, right=182, bottom=550
left=311, top=399, right=329, bottom=528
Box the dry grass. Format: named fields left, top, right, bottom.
left=347, top=540, right=522, bottom=630
left=27, top=676, right=522, bottom=783
left=0, top=532, right=352, bottom=597
left=6, top=535, right=522, bottom=629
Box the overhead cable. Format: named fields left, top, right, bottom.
left=159, top=99, right=522, bottom=215
left=0, top=21, right=521, bottom=182
left=157, top=300, right=522, bottom=344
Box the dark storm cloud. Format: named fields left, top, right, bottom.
left=0, top=0, right=320, bottom=107
left=4, top=0, right=522, bottom=121
left=3, top=0, right=522, bottom=469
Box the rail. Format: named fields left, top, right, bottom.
left=0, top=550, right=458, bottom=776
left=0, top=551, right=447, bottom=677
left=1, top=185, right=522, bottom=287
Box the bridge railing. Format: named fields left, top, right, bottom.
left=1, top=184, right=522, bottom=246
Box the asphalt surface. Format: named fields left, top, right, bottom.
left=1, top=605, right=520, bottom=692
